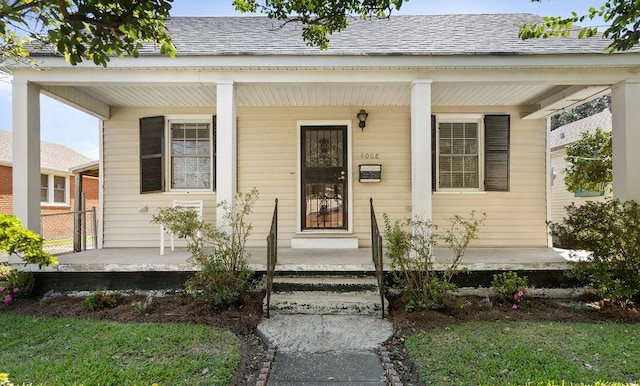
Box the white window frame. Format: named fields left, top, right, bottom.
left=165, top=115, right=215, bottom=193
left=40, top=174, right=70, bottom=205
left=436, top=114, right=484, bottom=192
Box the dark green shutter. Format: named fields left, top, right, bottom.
left=431, top=115, right=436, bottom=191
left=139, top=116, right=165, bottom=194
left=484, top=115, right=510, bottom=191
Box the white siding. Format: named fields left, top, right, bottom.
left=102, top=106, right=217, bottom=248
left=431, top=106, right=548, bottom=247
left=102, top=105, right=549, bottom=248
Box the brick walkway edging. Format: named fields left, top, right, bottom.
left=380, top=345, right=403, bottom=386
left=255, top=345, right=276, bottom=386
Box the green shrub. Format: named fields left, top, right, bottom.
left=152, top=189, right=258, bottom=310
left=0, top=212, right=57, bottom=268
left=549, top=199, right=640, bottom=304
left=6, top=270, right=35, bottom=298
left=384, top=211, right=486, bottom=312
left=491, top=271, right=528, bottom=309
left=132, top=295, right=153, bottom=314
left=84, top=291, right=121, bottom=311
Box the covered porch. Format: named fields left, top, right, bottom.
left=10, top=246, right=571, bottom=273
left=9, top=15, right=640, bottom=256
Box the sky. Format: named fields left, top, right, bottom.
left=0, top=0, right=605, bottom=159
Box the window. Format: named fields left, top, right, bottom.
left=170, top=122, right=212, bottom=190
left=438, top=120, right=480, bottom=189
left=432, top=114, right=510, bottom=192
left=575, top=184, right=605, bottom=198
left=140, top=115, right=216, bottom=194
left=41, top=174, right=68, bottom=204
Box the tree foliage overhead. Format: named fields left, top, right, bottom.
left=233, top=0, right=405, bottom=49
left=551, top=95, right=611, bottom=130
left=520, top=0, right=640, bottom=52
left=0, top=0, right=176, bottom=67
left=564, top=127, right=612, bottom=194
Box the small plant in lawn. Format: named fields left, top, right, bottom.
left=384, top=211, right=486, bottom=312
left=550, top=199, right=640, bottom=306
left=132, top=295, right=153, bottom=314
left=0, top=373, right=13, bottom=386
left=152, top=189, right=258, bottom=310
left=84, top=291, right=121, bottom=311
left=492, top=271, right=528, bottom=309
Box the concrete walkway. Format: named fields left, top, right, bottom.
left=257, top=315, right=394, bottom=385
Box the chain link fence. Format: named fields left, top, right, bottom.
left=40, top=207, right=97, bottom=255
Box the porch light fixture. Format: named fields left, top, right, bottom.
left=357, top=109, right=368, bottom=131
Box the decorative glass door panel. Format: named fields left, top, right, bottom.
left=301, top=126, right=348, bottom=230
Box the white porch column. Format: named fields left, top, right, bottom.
left=411, top=80, right=433, bottom=220
left=12, top=80, right=41, bottom=233
left=216, top=80, right=237, bottom=229
left=610, top=80, right=640, bottom=202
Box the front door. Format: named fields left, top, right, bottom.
left=301, top=125, right=348, bottom=230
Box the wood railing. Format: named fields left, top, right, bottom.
left=370, top=197, right=385, bottom=318
left=265, top=198, right=278, bottom=318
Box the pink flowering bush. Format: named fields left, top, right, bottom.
left=492, top=271, right=529, bottom=309
left=0, top=285, right=19, bottom=305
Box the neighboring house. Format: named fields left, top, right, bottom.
left=0, top=130, right=98, bottom=240
left=7, top=14, right=640, bottom=252
left=549, top=110, right=612, bottom=223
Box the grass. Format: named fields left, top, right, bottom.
left=406, top=321, right=640, bottom=386
left=0, top=313, right=240, bottom=386
left=43, top=236, right=95, bottom=248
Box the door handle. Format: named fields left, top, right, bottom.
left=338, top=171, right=346, bottom=180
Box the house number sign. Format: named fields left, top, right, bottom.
left=360, top=153, right=380, bottom=160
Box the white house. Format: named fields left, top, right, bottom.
left=9, top=14, right=640, bottom=252
left=549, top=109, right=612, bottom=224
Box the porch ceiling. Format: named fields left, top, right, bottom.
left=66, top=83, right=565, bottom=108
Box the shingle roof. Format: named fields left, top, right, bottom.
left=158, top=14, right=617, bottom=56
left=549, top=109, right=612, bottom=149
left=29, top=14, right=623, bottom=58
left=0, top=130, right=95, bottom=173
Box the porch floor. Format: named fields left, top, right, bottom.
left=9, top=247, right=572, bottom=272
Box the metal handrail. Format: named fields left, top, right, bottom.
left=370, top=197, right=385, bottom=318
left=265, top=198, right=278, bottom=318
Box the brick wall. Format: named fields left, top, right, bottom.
left=0, top=166, right=99, bottom=240
left=0, top=165, right=13, bottom=214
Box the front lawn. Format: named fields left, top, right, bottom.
left=406, top=321, right=640, bottom=386
left=0, top=313, right=240, bottom=386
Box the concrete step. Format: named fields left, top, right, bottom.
left=272, top=276, right=379, bottom=292
left=266, top=290, right=386, bottom=316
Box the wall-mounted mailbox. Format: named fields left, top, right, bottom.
left=359, top=164, right=382, bottom=183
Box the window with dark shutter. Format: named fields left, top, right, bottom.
left=484, top=115, right=510, bottom=191
left=140, top=116, right=165, bottom=193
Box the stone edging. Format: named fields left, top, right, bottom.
left=255, top=345, right=276, bottom=386
left=379, top=345, right=403, bottom=386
